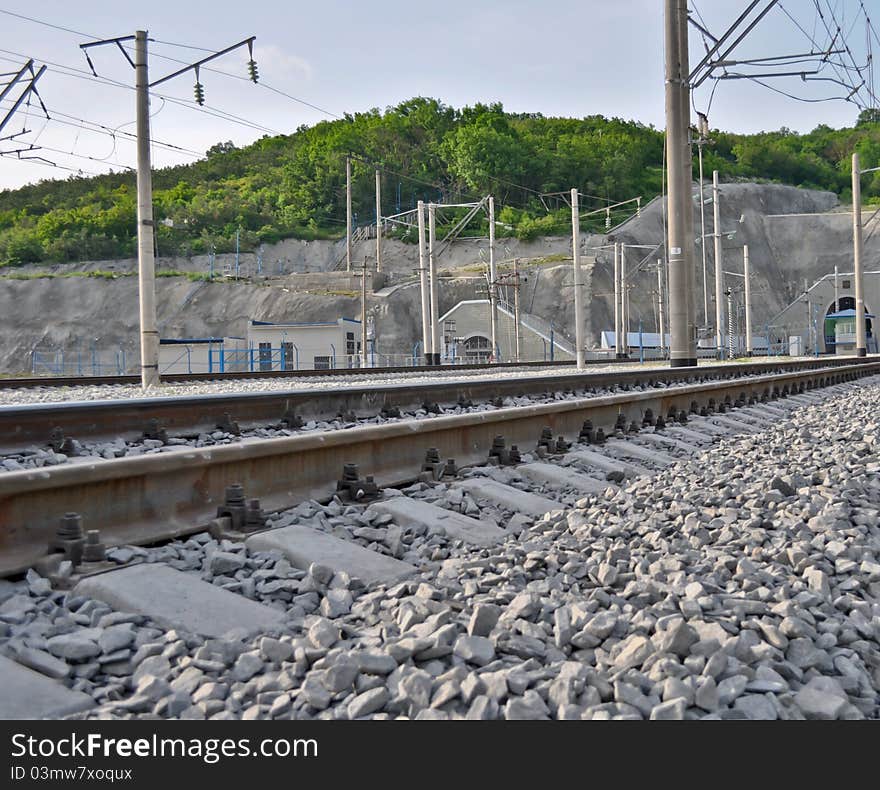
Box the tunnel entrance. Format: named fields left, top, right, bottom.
left=825, top=297, right=874, bottom=353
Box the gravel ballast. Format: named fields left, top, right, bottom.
left=0, top=376, right=877, bottom=720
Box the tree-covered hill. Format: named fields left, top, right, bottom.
left=2, top=98, right=880, bottom=267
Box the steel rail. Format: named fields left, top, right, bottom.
left=0, top=360, right=876, bottom=577
left=0, top=356, right=872, bottom=452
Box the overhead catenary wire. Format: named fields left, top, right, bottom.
left=690, top=0, right=878, bottom=116
left=0, top=95, right=202, bottom=157
left=0, top=8, right=342, bottom=121
left=0, top=48, right=281, bottom=137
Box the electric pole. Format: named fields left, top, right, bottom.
left=416, top=201, right=431, bottom=365
left=360, top=256, right=369, bottom=368
left=614, top=242, right=623, bottom=358
left=852, top=152, right=867, bottom=356
left=346, top=155, right=352, bottom=273
left=428, top=203, right=441, bottom=365
left=621, top=244, right=629, bottom=357
left=665, top=0, right=697, bottom=366
left=713, top=170, right=725, bottom=359
left=235, top=226, right=240, bottom=278
left=696, top=113, right=710, bottom=327
left=375, top=168, right=382, bottom=273
left=513, top=257, right=522, bottom=363
left=657, top=260, right=666, bottom=357
left=834, top=264, right=839, bottom=314
left=134, top=31, right=158, bottom=389
left=570, top=188, right=586, bottom=369
left=80, top=30, right=258, bottom=389
left=726, top=288, right=735, bottom=358
left=744, top=245, right=753, bottom=356
left=488, top=196, right=499, bottom=362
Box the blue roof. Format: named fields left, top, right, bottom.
left=250, top=318, right=361, bottom=327
left=160, top=338, right=223, bottom=345
left=826, top=309, right=875, bottom=319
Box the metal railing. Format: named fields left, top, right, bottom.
left=30, top=348, right=128, bottom=377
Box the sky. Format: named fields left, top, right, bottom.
left=0, top=0, right=877, bottom=190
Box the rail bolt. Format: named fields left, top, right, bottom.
left=217, top=413, right=241, bottom=436
left=537, top=427, right=554, bottom=451
left=216, top=483, right=248, bottom=531
left=579, top=420, right=595, bottom=443
left=423, top=448, right=444, bottom=480
left=82, top=530, right=106, bottom=564
left=48, top=426, right=76, bottom=456
left=49, top=512, right=86, bottom=566
left=142, top=418, right=168, bottom=443
left=281, top=410, right=304, bottom=429
left=442, top=459, right=458, bottom=478
left=243, top=499, right=266, bottom=532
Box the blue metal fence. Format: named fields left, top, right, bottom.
left=31, top=348, right=127, bottom=377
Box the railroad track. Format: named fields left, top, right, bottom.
left=0, top=357, right=612, bottom=391
left=0, top=357, right=876, bottom=579
left=1, top=363, right=878, bottom=720
left=0, top=356, right=869, bottom=454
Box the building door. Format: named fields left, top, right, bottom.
left=258, top=342, right=272, bottom=371
left=281, top=342, right=294, bottom=371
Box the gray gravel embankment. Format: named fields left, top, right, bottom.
left=0, top=377, right=877, bottom=720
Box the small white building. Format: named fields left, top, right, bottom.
left=158, top=337, right=248, bottom=374
left=246, top=318, right=364, bottom=370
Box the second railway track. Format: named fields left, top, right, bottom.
left=0, top=356, right=871, bottom=453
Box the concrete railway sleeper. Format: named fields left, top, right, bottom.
left=0, top=370, right=877, bottom=720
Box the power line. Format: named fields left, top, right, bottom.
left=0, top=48, right=282, bottom=136
left=0, top=96, right=203, bottom=157
left=691, top=0, right=878, bottom=116
left=0, top=150, right=103, bottom=177
left=0, top=8, right=342, bottom=121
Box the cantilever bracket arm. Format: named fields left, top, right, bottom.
left=149, top=37, right=256, bottom=88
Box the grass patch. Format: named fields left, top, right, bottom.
left=156, top=269, right=213, bottom=282
left=456, top=254, right=572, bottom=275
